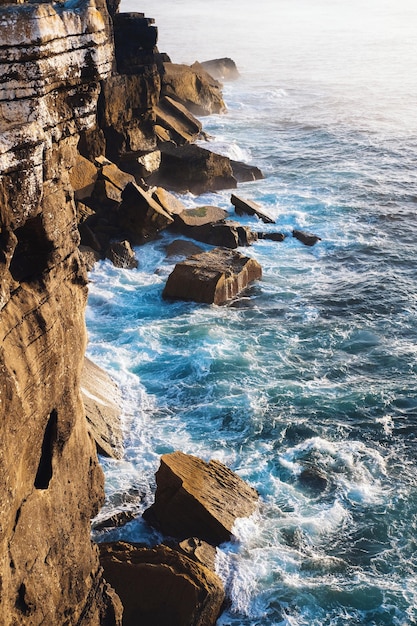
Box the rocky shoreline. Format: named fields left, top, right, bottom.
left=0, top=0, right=321, bottom=623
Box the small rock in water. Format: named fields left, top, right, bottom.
left=257, top=231, right=286, bottom=242
left=293, top=229, right=321, bottom=246
left=298, top=466, right=328, bottom=493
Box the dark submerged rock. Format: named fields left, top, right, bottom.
left=298, top=467, right=329, bottom=494
left=93, top=510, right=137, bottom=531
left=166, top=240, right=205, bottom=260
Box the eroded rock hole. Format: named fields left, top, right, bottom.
left=9, top=215, right=54, bottom=283
left=34, top=409, right=57, bottom=490
left=15, top=583, right=30, bottom=615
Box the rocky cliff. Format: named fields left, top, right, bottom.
left=0, top=0, right=262, bottom=622
left=0, top=0, right=122, bottom=623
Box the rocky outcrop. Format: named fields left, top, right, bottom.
left=1, top=0, right=263, bottom=623
left=163, top=247, right=262, bottom=305
left=162, top=62, right=226, bottom=116
left=155, top=95, right=203, bottom=145
left=143, top=451, right=259, bottom=544
left=81, top=357, right=124, bottom=459
left=200, top=58, right=240, bottom=82
left=100, top=542, right=225, bottom=626
left=0, top=0, right=123, bottom=623
left=157, top=143, right=238, bottom=194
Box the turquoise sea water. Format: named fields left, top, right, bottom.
left=89, top=1, right=417, bottom=623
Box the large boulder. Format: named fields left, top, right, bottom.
left=162, top=62, right=226, bottom=116
left=80, top=357, right=123, bottom=460
left=68, top=154, right=98, bottom=200
left=99, top=70, right=160, bottom=161
left=157, top=143, right=237, bottom=194
left=99, top=542, right=225, bottom=626
left=143, top=451, right=259, bottom=544
left=162, top=247, right=262, bottom=305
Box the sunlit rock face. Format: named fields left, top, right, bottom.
left=0, top=1, right=122, bottom=623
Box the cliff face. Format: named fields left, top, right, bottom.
left=0, top=1, right=122, bottom=623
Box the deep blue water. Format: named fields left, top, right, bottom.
left=89, top=1, right=417, bottom=623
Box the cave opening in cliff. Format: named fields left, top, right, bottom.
left=9, top=215, right=54, bottom=284
left=34, top=409, right=58, bottom=490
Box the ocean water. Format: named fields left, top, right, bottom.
left=89, top=1, right=417, bottom=624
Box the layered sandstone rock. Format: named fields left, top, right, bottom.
left=155, top=95, right=203, bottom=145
left=162, top=62, right=226, bottom=116
left=0, top=0, right=122, bottom=623
left=162, top=247, right=262, bottom=305
left=100, top=542, right=225, bottom=626
left=157, top=143, right=237, bottom=194
left=143, top=451, right=259, bottom=544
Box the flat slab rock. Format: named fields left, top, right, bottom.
left=231, top=193, right=275, bottom=224
left=162, top=247, right=262, bottom=305
left=99, top=541, right=224, bottom=626
left=143, top=451, right=259, bottom=545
